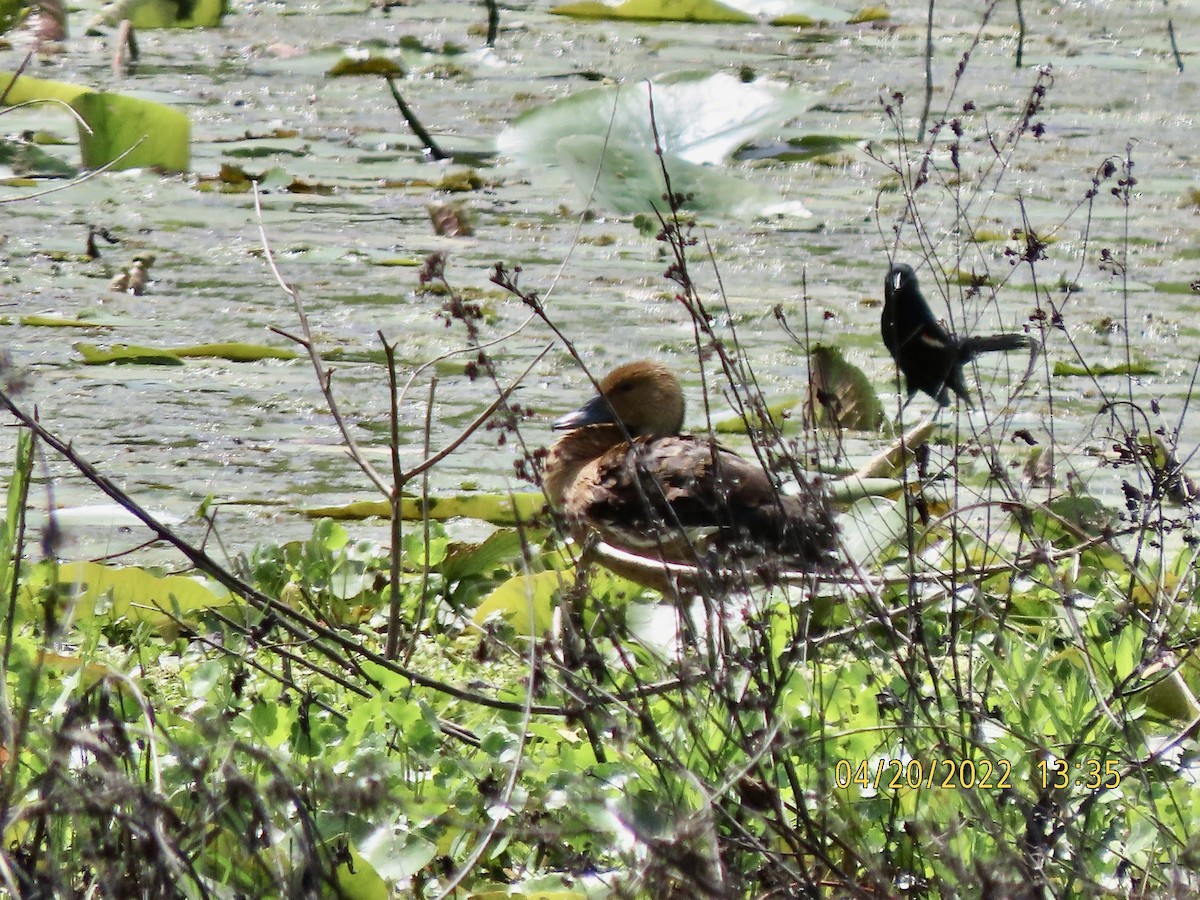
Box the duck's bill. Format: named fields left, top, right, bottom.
left=553, top=393, right=614, bottom=430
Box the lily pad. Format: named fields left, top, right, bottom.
left=551, top=0, right=755, bottom=23
left=22, top=560, right=228, bottom=627
left=556, top=134, right=811, bottom=217
left=302, top=492, right=547, bottom=527
left=1, top=74, right=190, bottom=172
left=75, top=343, right=185, bottom=365
left=551, top=0, right=857, bottom=24
left=91, top=0, right=229, bottom=28
left=73, top=91, right=191, bottom=172
left=474, top=569, right=572, bottom=635
left=1053, top=361, right=1157, bottom=377
left=498, top=70, right=821, bottom=169
left=712, top=394, right=803, bottom=434
left=75, top=342, right=296, bottom=364
left=20, top=315, right=109, bottom=328
left=805, top=343, right=884, bottom=430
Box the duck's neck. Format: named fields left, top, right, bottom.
left=544, top=425, right=626, bottom=508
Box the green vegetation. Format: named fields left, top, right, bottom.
left=0, top=0, right=1197, bottom=896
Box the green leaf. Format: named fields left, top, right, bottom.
left=74, top=343, right=185, bottom=365
left=127, top=0, right=229, bottom=28
left=22, top=560, right=229, bottom=627
left=441, top=529, right=529, bottom=583
left=301, top=492, right=547, bottom=527
left=358, top=826, right=438, bottom=882
left=0, top=429, right=33, bottom=607
left=712, top=395, right=802, bottom=434
left=1, top=73, right=92, bottom=106
left=1053, top=360, right=1157, bottom=377
left=74, top=341, right=297, bottom=364
left=474, top=569, right=573, bottom=635
left=327, top=53, right=406, bottom=78
left=551, top=0, right=754, bottom=23
left=498, top=70, right=821, bottom=169
left=71, top=90, right=191, bottom=172
left=556, top=134, right=810, bottom=217
left=805, top=343, right=885, bottom=430
left=171, top=342, right=299, bottom=362
left=19, top=315, right=107, bottom=328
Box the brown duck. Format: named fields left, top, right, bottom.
left=543, top=360, right=837, bottom=570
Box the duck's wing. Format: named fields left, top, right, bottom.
left=565, top=437, right=836, bottom=567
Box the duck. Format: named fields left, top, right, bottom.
left=543, top=360, right=838, bottom=572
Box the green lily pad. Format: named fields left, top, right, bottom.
left=171, top=343, right=299, bottom=362
left=551, top=0, right=754, bottom=23
left=498, top=70, right=821, bottom=169
left=73, top=91, right=191, bottom=172
left=551, top=0, right=857, bottom=24
left=21, top=315, right=108, bottom=328
left=327, top=53, right=406, bottom=78
left=302, top=492, right=547, bottom=527
left=474, top=569, right=571, bottom=635
left=75, top=343, right=185, bottom=365
left=128, top=0, right=229, bottom=28
left=22, top=560, right=228, bottom=627
left=712, top=394, right=803, bottom=434
left=556, top=134, right=811, bottom=217
left=75, top=342, right=296, bottom=364
left=0, top=139, right=77, bottom=177
left=1, top=74, right=190, bottom=172
left=805, top=343, right=884, bottom=430
left=1053, top=361, right=1157, bottom=377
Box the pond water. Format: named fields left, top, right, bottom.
left=1, top=0, right=1197, bottom=562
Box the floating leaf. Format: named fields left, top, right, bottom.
left=551, top=0, right=858, bottom=24
left=302, top=492, right=547, bottom=527
left=848, top=5, right=889, bottom=23
left=427, top=201, right=474, bottom=236
left=805, top=343, right=884, bottom=430
left=20, top=315, right=109, bottom=328
left=92, top=0, right=229, bottom=28
left=1053, top=360, right=1157, bottom=377
left=712, top=395, right=803, bottom=434
left=837, top=496, right=908, bottom=567
left=22, top=560, right=228, bottom=627
left=474, top=569, right=572, bottom=635
left=75, top=342, right=296, bottom=364
left=357, top=826, right=438, bottom=883
left=498, top=70, right=821, bottom=169
left=441, top=529, right=530, bottom=584
left=326, top=53, right=406, bottom=78
left=551, top=0, right=754, bottom=23
left=74, top=343, right=185, bottom=365
left=1, top=74, right=191, bottom=172
left=72, top=91, right=191, bottom=172
left=557, top=135, right=810, bottom=217
left=0, top=74, right=90, bottom=106
left=172, top=343, right=299, bottom=362
left=0, top=138, right=77, bottom=177
left=331, top=845, right=390, bottom=900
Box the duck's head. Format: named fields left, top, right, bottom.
left=553, top=360, right=685, bottom=439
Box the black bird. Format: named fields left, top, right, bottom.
left=882, top=263, right=1032, bottom=407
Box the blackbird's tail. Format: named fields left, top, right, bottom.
left=959, top=332, right=1035, bottom=362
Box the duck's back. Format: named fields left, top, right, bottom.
left=562, top=435, right=836, bottom=568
